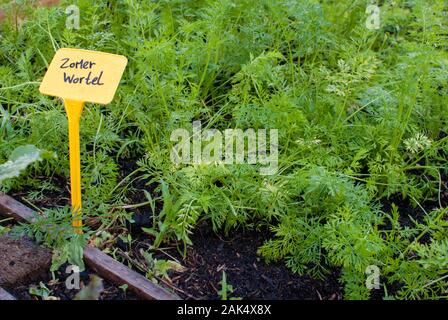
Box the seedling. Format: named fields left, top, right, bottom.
left=119, top=284, right=128, bottom=295
left=39, top=48, right=127, bottom=233
left=218, top=271, right=241, bottom=300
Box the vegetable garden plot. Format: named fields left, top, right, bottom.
left=0, top=0, right=447, bottom=301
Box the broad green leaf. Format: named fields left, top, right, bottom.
left=0, top=145, right=54, bottom=185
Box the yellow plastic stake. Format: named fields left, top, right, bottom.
left=39, top=48, right=127, bottom=232
left=64, top=99, right=84, bottom=233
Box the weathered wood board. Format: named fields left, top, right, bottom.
left=0, top=287, right=16, bottom=300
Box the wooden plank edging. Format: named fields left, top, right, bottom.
left=0, top=287, right=16, bottom=300
left=0, top=193, right=181, bottom=300
left=0, top=194, right=36, bottom=222
left=84, top=246, right=178, bottom=300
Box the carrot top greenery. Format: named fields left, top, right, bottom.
left=0, top=0, right=447, bottom=300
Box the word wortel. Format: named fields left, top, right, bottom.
left=170, top=121, right=278, bottom=175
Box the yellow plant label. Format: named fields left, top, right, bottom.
left=38, top=48, right=127, bottom=232
left=39, top=48, right=128, bottom=104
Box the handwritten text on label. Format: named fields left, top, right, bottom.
left=60, top=58, right=104, bottom=86
left=39, top=48, right=128, bottom=105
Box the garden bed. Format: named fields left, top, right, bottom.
left=2, top=193, right=343, bottom=300
left=4, top=159, right=447, bottom=300
left=1, top=0, right=447, bottom=301
left=6, top=178, right=448, bottom=300
left=5, top=165, right=345, bottom=300
left=150, top=221, right=342, bottom=300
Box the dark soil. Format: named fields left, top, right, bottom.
left=379, top=172, right=448, bottom=243
left=179, top=223, right=342, bottom=300
left=380, top=192, right=447, bottom=229
left=116, top=154, right=162, bottom=229
left=131, top=221, right=343, bottom=300
left=11, top=174, right=70, bottom=209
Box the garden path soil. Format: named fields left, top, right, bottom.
left=150, top=222, right=343, bottom=300
left=0, top=234, right=51, bottom=287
